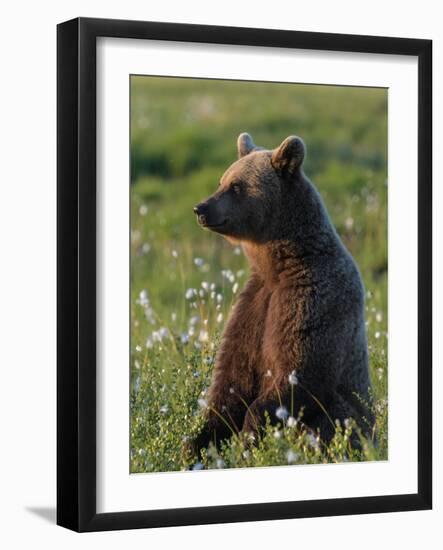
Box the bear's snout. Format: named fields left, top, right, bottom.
left=193, top=203, right=208, bottom=226
left=194, top=200, right=228, bottom=231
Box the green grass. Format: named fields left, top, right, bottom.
left=130, top=76, right=388, bottom=473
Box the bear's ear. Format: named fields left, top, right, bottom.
left=271, top=136, right=306, bottom=177
left=237, top=132, right=257, bottom=158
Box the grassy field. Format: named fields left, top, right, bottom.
left=130, top=76, right=388, bottom=473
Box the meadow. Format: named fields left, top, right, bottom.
left=130, top=76, right=388, bottom=473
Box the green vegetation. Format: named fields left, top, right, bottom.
left=130, top=76, right=388, bottom=473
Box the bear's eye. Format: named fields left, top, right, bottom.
left=231, top=182, right=242, bottom=195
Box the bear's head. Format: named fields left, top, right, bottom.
left=194, top=133, right=306, bottom=243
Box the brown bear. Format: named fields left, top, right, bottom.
left=191, top=133, right=374, bottom=458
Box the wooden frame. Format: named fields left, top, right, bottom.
left=57, top=17, right=432, bottom=532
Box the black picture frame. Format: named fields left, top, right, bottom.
left=57, top=17, right=432, bottom=532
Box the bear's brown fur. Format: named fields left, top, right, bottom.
left=191, top=133, right=374, bottom=457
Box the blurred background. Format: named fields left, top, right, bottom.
left=131, top=76, right=387, bottom=315
left=130, top=76, right=388, bottom=472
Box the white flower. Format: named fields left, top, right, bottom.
left=144, top=306, right=156, bottom=325
left=233, top=246, right=242, bottom=255
left=145, top=337, right=153, bottom=349
left=274, top=430, right=282, bottom=439
left=345, top=216, right=354, bottom=230
left=136, top=291, right=156, bottom=325
left=201, top=281, right=209, bottom=291
left=171, top=312, right=177, bottom=322
left=216, top=293, right=223, bottom=303
left=288, top=370, right=298, bottom=385
left=139, top=204, right=148, bottom=216
left=210, top=283, right=216, bottom=291
left=189, top=315, right=199, bottom=326
left=194, top=257, right=204, bottom=267
left=160, top=405, right=168, bottom=414
left=180, top=332, right=189, bottom=345
left=198, top=330, right=209, bottom=343
left=375, top=311, right=383, bottom=323
left=287, top=449, right=299, bottom=464
left=265, top=369, right=272, bottom=378
left=232, top=282, right=239, bottom=294
left=221, top=269, right=235, bottom=283
left=171, top=249, right=178, bottom=258
left=287, top=416, right=297, bottom=428
left=229, top=387, right=235, bottom=394
left=216, top=313, right=223, bottom=324
left=151, top=328, right=168, bottom=342
left=375, top=331, right=381, bottom=339
left=141, top=242, right=151, bottom=254
left=276, top=406, right=289, bottom=420
left=185, top=288, right=196, bottom=300
left=197, top=398, right=208, bottom=409
left=135, top=345, right=142, bottom=353
left=131, top=229, right=141, bottom=243
left=306, top=433, right=320, bottom=450
left=199, top=289, right=205, bottom=298
left=216, top=458, right=226, bottom=469
left=242, top=450, right=250, bottom=459
left=137, top=289, right=149, bottom=307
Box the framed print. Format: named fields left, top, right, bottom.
left=57, top=17, right=432, bottom=532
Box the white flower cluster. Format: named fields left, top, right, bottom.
left=145, top=326, right=169, bottom=349
left=221, top=269, right=236, bottom=283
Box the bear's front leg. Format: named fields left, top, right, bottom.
left=188, top=273, right=269, bottom=461
left=188, top=348, right=256, bottom=460
left=187, top=391, right=246, bottom=461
